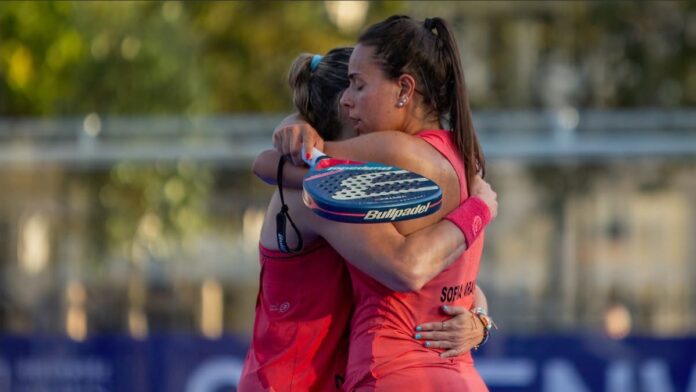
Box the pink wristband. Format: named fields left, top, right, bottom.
left=444, top=196, right=491, bottom=248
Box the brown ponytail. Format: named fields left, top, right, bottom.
left=427, top=17, right=485, bottom=190
left=287, top=48, right=352, bottom=141
left=358, top=16, right=485, bottom=193
left=287, top=53, right=316, bottom=131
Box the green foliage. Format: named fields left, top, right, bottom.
left=97, top=160, right=213, bottom=261
left=1, top=1, right=693, bottom=116
left=0, top=1, right=406, bottom=115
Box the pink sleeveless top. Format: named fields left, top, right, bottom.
left=239, top=239, right=353, bottom=391
left=344, top=130, right=487, bottom=391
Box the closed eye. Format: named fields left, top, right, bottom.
left=348, top=74, right=364, bottom=91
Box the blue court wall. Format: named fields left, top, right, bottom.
left=0, top=334, right=695, bottom=391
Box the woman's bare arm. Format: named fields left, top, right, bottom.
left=473, top=284, right=488, bottom=312
left=282, top=189, right=467, bottom=292
left=252, top=149, right=305, bottom=187
left=259, top=120, right=497, bottom=290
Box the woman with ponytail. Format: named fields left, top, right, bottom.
left=270, top=16, right=492, bottom=391
left=239, top=48, right=355, bottom=392
left=243, top=43, right=495, bottom=391
left=287, top=49, right=355, bottom=143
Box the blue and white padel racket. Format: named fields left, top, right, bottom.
left=301, top=148, right=442, bottom=223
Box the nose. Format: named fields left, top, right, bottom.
left=340, top=88, right=352, bottom=108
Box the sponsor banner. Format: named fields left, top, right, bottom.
left=477, top=335, right=696, bottom=392
left=0, top=334, right=694, bottom=391
left=0, top=334, right=248, bottom=392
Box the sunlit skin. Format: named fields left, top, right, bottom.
left=340, top=44, right=440, bottom=136
left=337, top=101, right=358, bottom=140
left=256, top=41, right=499, bottom=358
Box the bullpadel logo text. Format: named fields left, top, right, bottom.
left=364, top=202, right=431, bottom=221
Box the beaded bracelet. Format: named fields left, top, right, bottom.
left=472, top=307, right=495, bottom=350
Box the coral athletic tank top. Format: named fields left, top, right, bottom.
left=344, top=130, right=486, bottom=391
left=239, top=239, right=353, bottom=391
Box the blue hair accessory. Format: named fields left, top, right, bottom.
left=310, top=54, right=323, bottom=72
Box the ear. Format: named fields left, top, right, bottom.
left=395, top=74, right=417, bottom=107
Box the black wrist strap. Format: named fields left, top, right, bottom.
left=276, top=155, right=303, bottom=253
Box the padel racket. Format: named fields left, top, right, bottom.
left=301, top=147, right=442, bottom=223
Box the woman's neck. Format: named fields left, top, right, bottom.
left=400, top=95, right=442, bottom=135
left=401, top=108, right=441, bottom=135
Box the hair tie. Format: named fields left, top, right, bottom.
left=310, top=54, right=323, bottom=72
left=424, top=17, right=436, bottom=32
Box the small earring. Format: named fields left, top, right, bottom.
left=397, top=97, right=408, bottom=108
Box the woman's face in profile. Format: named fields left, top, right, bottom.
left=337, top=99, right=358, bottom=140
left=340, top=44, right=404, bottom=136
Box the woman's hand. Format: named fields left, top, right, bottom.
left=471, top=175, right=498, bottom=219
left=414, top=305, right=484, bottom=358
left=272, top=114, right=325, bottom=166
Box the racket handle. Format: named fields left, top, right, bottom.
left=301, top=146, right=327, bottom=167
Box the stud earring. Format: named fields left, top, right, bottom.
left=396, top=96, right=408, bottom=108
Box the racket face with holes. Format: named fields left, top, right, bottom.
left=302, top=158, right=442, bottom=223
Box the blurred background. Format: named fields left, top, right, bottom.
left=0, top=1, right=695, bottom=391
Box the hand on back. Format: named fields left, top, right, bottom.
left=471, top=175, right=497, bottom=219
left=414, top=305, right=485, bottom=358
